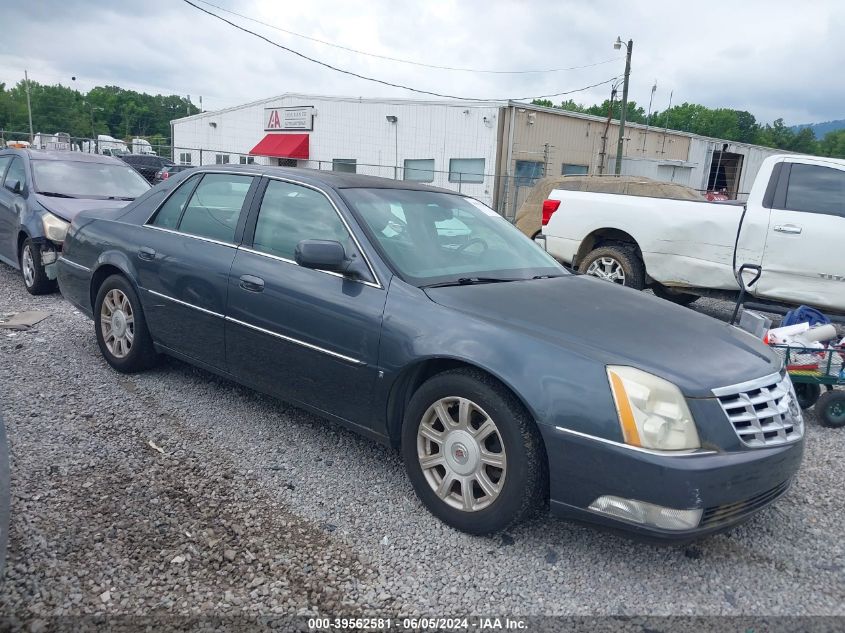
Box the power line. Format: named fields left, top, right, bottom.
left=181, top=0, right=618, bottom=102
left=194, top=0, right=622, bottom=75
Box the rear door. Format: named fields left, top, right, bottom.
left=136, top=172, right=258, bottom=369
left=225, top=177, right=387, bottom=425
left=758, top=160, right=845, bottom=311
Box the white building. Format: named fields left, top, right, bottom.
left=171, top=93, right=785, bottom=216
left=170, top=94, right=502, bottom=206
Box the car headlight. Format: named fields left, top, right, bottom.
left=606, top=366, right=700, bottom=451
left=42, top=213, right=70, bottom=243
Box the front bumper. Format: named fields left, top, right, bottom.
left=540, top=423, right=804, bottom=542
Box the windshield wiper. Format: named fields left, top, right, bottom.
left=424, top=277, right=522, bottom=288
left=106, top=196, right=135, bottom=201
left=37, top=191, right=77, bottom=198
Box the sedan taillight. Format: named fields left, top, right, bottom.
left=542, top=199, right=561, bottom=225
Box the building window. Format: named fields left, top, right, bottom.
left=239, top=156, right=256, bottom=165
left=215, top=154, right=230, bottom=165
left=562, top=163, right=589, bottom=176
left=278, top=158, right=297, bottom=167
left=403, top=159, right=435, bottom=183
left=448, top=158, right=485, bottom=183
left=179, top=152, right=192, bottom=166
left=515, top=160, right=544, bottom=187
left=333, top=159, right=357, bottom=174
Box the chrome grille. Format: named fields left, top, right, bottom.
left=712, top=372, right=803, bottom=448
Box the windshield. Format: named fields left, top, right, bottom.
left=32, top=159, right=150, bottom=199
left=343, top=188, right=565, bottom=286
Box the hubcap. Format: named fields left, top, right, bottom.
left=586, top=256, right=626, bottom=284
left=417, top=396, right=507, bottom=512
left=21, top=245, right=35, bottom=287
left=100, top=289, right=135, bottom=359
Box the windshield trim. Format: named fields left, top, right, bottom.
left=338, top=187, right=567, bottom=288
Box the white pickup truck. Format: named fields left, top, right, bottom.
left=541, top=154, right=845, bottom=315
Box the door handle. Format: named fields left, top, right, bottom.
left=138, top=247, right=157, bottom=261
left=774, top=224, right=802, bottom=235
left=239, top=274, right=265, bottom=292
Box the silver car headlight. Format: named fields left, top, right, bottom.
left=606, top=366, right=701, bottom=451
left=42, top=213, right=70, bottom=243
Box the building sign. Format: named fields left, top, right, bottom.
left=265, top=106, right=314, bottom=131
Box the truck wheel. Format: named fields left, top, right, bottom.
left=794, top=383, right=820, bottom=410
left=19, top=238, right=57, bottom=295
left=652, top=284, right=699, bottom=306
left=816, top=390, right=845, bottom=428
left=579, top=245, right=645, bottom=290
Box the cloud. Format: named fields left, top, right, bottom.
left=1, top=0, right=841, bottom=125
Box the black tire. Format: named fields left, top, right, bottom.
left=578, top=245, right=645, bottom=290
left=19, top=238, right=57, bottom=295
left=794, top=383, right=821, bottom=411
left=401, top=368, right=545, bottom=535
left=816, top=390, right=845, bottom=428
left=94, top=274, right=158, bottom=373
left=652, top=284, right=699, bottom=306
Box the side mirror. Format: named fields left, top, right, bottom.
left=295, top=239, right=371, bottom=280
left=6, top=180, right=23, bottom=195
left=294, top=239, right=348, bottom=272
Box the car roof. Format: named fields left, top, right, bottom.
left=194, top=164, right=461, bottom=194
left=0, top=148, right=125, bottom=165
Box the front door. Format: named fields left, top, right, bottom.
left=135, top=172, right=258, bottom=368
left=0, top=156, right=24, bottom=266
left=758, top=160, right=845, bottom=312
left=225, top=178, right=387, bottom=426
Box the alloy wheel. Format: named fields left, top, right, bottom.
left=586, top=256, right=626, bottom=284
left=417, top=396, right=507, bottom=512
left=21, top=244, right=35, bottom=288
left=100, top=289, right=135, bottom=359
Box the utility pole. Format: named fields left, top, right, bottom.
left=24, top=70, right=34, bottom=142
left=613, top=38, right=633, bottom=175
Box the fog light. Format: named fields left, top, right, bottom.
left=589, top=495, right=702, bottom=530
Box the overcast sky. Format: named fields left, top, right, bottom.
left=1, top=0, right=842, bottom=125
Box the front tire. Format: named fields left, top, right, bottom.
left=579, top=245, right=645, bottom=290
left=401, top=369, right=545, bottom=535
left=20, top=238, right=57, bottom=295
left=94, top=275, right=158, bottom=373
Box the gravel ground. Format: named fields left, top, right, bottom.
left=0, top=261, right=844, bottom=624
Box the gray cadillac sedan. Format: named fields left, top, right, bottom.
left=57, top=165, right=804, bottom=541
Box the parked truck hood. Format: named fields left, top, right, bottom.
left=35, top=194, right=131, bottom=222
left=424, top=275, right=780, bottom=398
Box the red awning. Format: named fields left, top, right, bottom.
left=249, top=133, right=309, bottom=159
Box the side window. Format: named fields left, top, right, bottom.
left=252, top=180, right=351, bottom=260
left=4, top=158, right=26, bottom=192
left=784, top=164, right=845, bottom=218
left=149, top=174, right=202, bottom=229
left=177, top=174, right=254, bottom=242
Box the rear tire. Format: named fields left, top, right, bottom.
left=816, top=390, right=845, bottom=428
left=652, top=284, right=699, bottom=306
left=401, top=369, right=545, bottom=535
left=579, top=245, right=645, bottom=290
left=19, top=238, right=57, bottom=295
left=94, top=275, right=158, bottom=373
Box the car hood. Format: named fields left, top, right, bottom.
left=424, top=275, right=780, bottom=397
left=35, top=194, right=132, bottom=222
